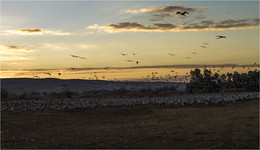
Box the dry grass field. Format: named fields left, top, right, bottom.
left=1, top=99, right=259, bottom=149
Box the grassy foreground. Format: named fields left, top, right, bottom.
left=1, top=99, right=259, bottom=149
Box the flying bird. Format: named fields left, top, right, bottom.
left=104, top=66, right=111, bottom=69
left=78, top=56, right=87, bottom=60
left=136, top=61, right=139, bottom=64
left=216, top=35, right=226, bottom=39
left=70, top=54, right=87, bottom=60
left=44, top=73, right=51, bottom=75
left=70, top=54, right=79, bottom=58
left=176, top=11, right=189, bottom=16
left=125, top=60, right=133, bottom=62
left=168, top=53, right=175, bottom=56
left=58, top=73, right=61, bottom=76
left=120, top=52, right=128, bottom=56
left=191, top=52, right=198, bottom=55
left=131, top=52, right=137, bottom=55
left=184, top=57, right=191, bottom=59
left=200, top=46, right=207, bottom=48
left=203, top=42, right=209, bottom=45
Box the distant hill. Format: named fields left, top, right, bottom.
left=1, top=78, right=186, bottom=94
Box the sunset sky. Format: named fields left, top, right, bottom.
left=1, top=1, right=259, bottom=81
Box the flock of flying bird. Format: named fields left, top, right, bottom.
left=167, top=35, right=225, bottom=60
left=70, top=54, right=87, bottom=60
left=38, top=32, right=252, bottom=82
left=35, top=10, right=257, bottom=82
left=120, top=52, right=139, bottom=64
left=141, top=62, right=258, bottom=83
left=64, top=11, right=227, bottom=70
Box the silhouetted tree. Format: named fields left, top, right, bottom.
left=186, top=68, right=259, bottom=93
left=186, top=68, right=204, bottom=93
left=243, top=70, right=259, bottom=91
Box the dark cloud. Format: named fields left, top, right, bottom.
left=182, top=23, right=209, bottom=30
left=218, top=19, right=250, bottom=25
left=21, top=69, right=58, bottom=71
left=152, top=12, right=187, bottom=19
left=107, top=22, right=156, bottom=30
left=200, top=20, right=214, bottom=25
left=151, top=7, right=207, bottom=19
left=17, top=28, right=42, bottom=33
left=184, top=18, right=259, bottom=30
left=153, top=13, right=172, bottom=17
left=8, top=28, right=70, bottom=35
left=6, top=45, right=21, bottom=49
left=108, top=22, right=147, bottom=29
left=213, top=23, right=254, bottom=29
left=69, top=64, right=250, bottom=70
left=213, top=18, right=259, bottom=29
left=153, top=23, right=176, bottom=29
left=154, top=6, right=197, bottom=12
left=105, top=18, right=259, bottom=32
left=106, top=22, right=178, bottom=31
left=11, top=64, right=253, bottom=72
left=126, top=5, right=207, bottom=14
left=3, top=45, right=31, bottom=51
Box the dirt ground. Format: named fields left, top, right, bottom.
left=1, top=100, right=259, bottom=149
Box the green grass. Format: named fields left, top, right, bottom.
left=1, top=99, right=259, bottom=149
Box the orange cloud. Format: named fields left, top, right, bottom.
left=0, top=45, right=32, bottom=51
left=87, top=18, right=259, bottom=33
left=18, top=28, right=42, bottom=33
left=124, top=5, right=207, bottom=14
left=0, top=45, right=35, bottom=62
left=7, top=28, right=44, bottom=35
left=5, top=28, right=71, bottom=35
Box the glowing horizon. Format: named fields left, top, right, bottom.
left=1, top=1, right=259, bottom=81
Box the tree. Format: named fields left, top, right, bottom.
left=243, top=70, right=259, bottom=91
left=186, top=68, right=259, bottom=93
left=186, top=68, right=204, bottom=93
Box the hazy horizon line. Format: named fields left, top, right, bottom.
left=1, top=63, right=258, bottom=72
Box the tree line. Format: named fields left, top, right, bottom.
left=186, top=68, right=259, bottom=93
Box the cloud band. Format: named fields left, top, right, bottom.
left=87, top=18, right=259, bottom=33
